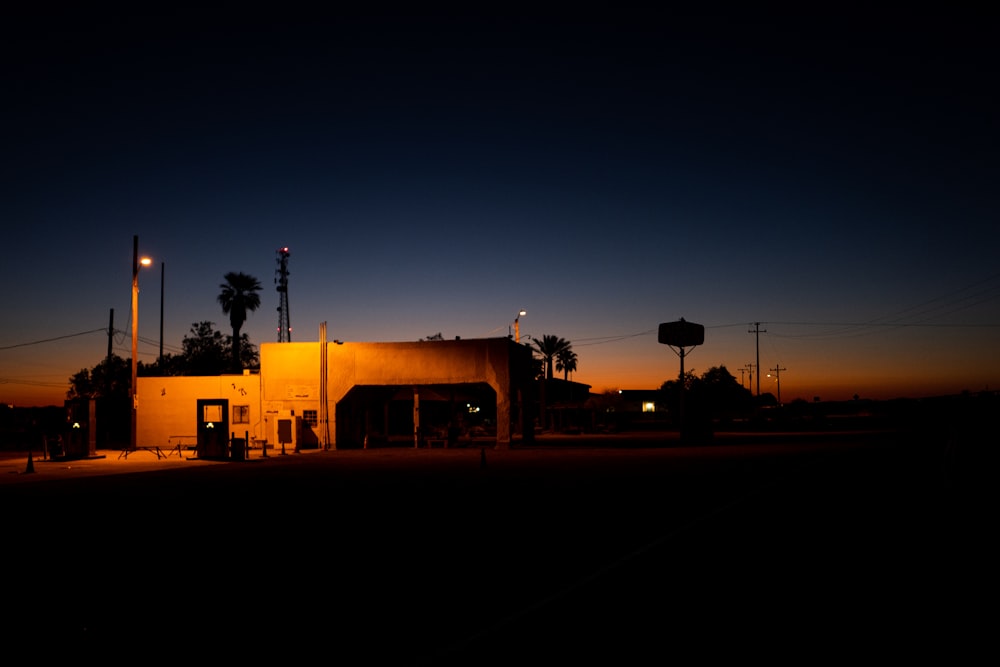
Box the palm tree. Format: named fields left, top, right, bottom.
left=218, top=272, right=262, bottom=372
left=532, top=334, right=571, bottom=380
left=556, top=347, right=578, bottom=380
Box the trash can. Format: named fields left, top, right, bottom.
left=230, top=437, right=246, bottom=461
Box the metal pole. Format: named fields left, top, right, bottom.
left=755, top=325, right=760, bottom=397
left=413, top=386, right=420, bottom=448
left=107, top=308, right=114, bottom=364
left=678, top=346, right=686, bottom=437
left=159, top=262, right=164, bottom=366
left=749, top=323, right=766, bottom=397
left=770, top=365, right=787, bottom=405
left=130, top=235, right=139, bottom=451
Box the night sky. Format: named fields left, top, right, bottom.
left=2, top=6, right=998, bottom=406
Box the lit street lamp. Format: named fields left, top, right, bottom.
left=767, top=364, right=787, bottom=406
left=512, top=309, right=526, bottom=343
left=159, top=261, right=165, bottom=366
left=130, top=235, right=152, bottom=451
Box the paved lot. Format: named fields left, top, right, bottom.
left=0, top=431, right=990, bottom=664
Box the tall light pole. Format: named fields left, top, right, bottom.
left=512, top=309, right=526, bottom=343
left=748, top=322, right=766, bottom=397
left=768, top=365, right=787, bottom=406
left=130, top=235, right=152, bottom=451
left=159, top=261, right=165, bottom=366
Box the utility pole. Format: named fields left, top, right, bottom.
left=107, top=308, right=114, bottom=364
left=159, top=262, right=165, bottom=366
left=748, top=322, right=766, bottom=396
left=737, top=365, right=747, bottom=388
left=744, top=362, right=754, bottom=392
left=769, top=365, right=787, bottom=405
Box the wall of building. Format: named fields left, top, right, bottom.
left=261, top=338, right=531, bottom=448
left=137, top=373, right=263, bottom=451
left=137, top=337, right=532, bottom=453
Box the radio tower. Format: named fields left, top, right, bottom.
left=275, top=247, right=291, bottom=342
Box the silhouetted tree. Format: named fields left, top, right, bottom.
left=758, top=392, right=779, bottom=408
left=556, top=347, right=578, bottom=380
left=660, top=371, right=697, bottom=394
left=661, top=366, right=754, bottom=418
left=69, top=322, right=257, bottom=392
left=181, top=321, right=230, bottom=375
left=218, top=271, right=262, bottom=372
left=140, top=352, right=187, bottom=377
left=68, top=355, right=130, bottom=400
left=660, top=366, right=755, bottom=437
left=233, top=332, right=259, bottom=370
left=699, top=365, right=755, bottom=420
left=532, top=335, right=572, bottom=380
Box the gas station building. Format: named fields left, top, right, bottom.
left=136, top=337, right=536, bottom=455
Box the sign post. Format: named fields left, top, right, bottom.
left=658, top=318, right=705, bottom=441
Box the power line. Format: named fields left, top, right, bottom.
left=573, top=330, right=656, bottom=346
left=771, top=273, right=1000, bottom=340
left=564, top=315, right=1000, bottom=349
left=0, top=376, right=69, bottom=388
left=0, top=329, right=108, bottom=351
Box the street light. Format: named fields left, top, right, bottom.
left=159, top=261, right=165, bottom=366
left=130, top=235, right=152, bottom=451
left=768, top=365, right=787, bottom=406
left=512, top=309, right=526, bottom=343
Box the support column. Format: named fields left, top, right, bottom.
left=413, top=386, right=421, bottom=448
left=495, top=386, right=511, bottom=448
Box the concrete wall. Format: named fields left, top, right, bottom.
left=137, top=373, right=263, bottom=451
left=262, top=337, right=532, bottom=448
left=137, top=337, right=532, bottom=453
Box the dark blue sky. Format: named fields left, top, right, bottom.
left=2, top=6, right=998, bottom=405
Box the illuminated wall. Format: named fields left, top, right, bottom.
left=263, top=338, right=533, bottom=448
left=136, top=373, right=263, bottom=451
left=137, top=337, right=533, bottom=451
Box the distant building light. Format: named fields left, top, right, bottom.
left=643, top=402, right=655, bottom=413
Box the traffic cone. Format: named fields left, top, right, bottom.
left=25, top=450, right=35, bottom=474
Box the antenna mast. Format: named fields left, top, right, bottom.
left=276, top=247, right=291, bottom=342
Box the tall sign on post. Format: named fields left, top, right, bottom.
left=658, top=318, right=705, bottom=441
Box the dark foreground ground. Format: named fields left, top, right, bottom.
left=0, top=430, right=993, bottom=664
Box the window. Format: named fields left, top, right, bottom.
left=302, top=409, right=318, bottom=427
left=642, top=402, right=656, bottom=413
left=233, top=405, right=250, bottom=424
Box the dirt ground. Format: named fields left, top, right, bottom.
left=0, top=431, right=990, bottom=664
